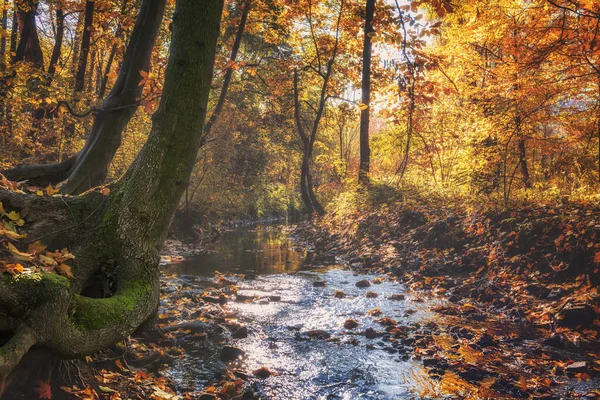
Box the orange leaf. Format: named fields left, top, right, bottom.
left=594, top=252, right=600, bottom=264
left=34, top=380, right=52, bottom=399
left=56, top=264, right=74, bottom=278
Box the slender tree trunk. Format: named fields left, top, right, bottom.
left=86, top=49, right=96, bottom=92
left=74, top=1, right=94, bottom=93
left=516, top=114, right=531, bottom=188
left=0, top=0, right=8, bottom=70
left=47, top=8, right=64, bottom=79
left=358, top=0, right=374, bottom=185
left=9, top=10, right=16, bottom=58
left=4, top=0, right=167, bottom=194
left=306, top=162, right=323, bottom=214
left=98, top=43, right=116, bottom=99
left=300, top=155, right=315, bottom=215
left=0, top=0, right=223, bottom=379
left=202, top=0, right=251, bottom=142
left=98, top=0, right=130, bottom=99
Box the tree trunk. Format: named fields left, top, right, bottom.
left=516, top=114, right=531, bottom=188
left=47, top=7, right=64, bottom=79
left=202, top=0, right=251, bottom=142
left=0, top=0, right=223, bottom=379
left=98, top=0, right=131, bottom=99
left=13, top=1, right=43, bottom=68
left=0, top=0, right=8, bottom=70
left=98, top=43, right=117, bottom=99
left=4, top=0, right=167, bottom=194
left=300, top=155, right=315, bottom=215
left=358, top=0, right=374, bottom=185
left=9, top=10, right=17, bottom=58
left=74, top=1, right=94, bottom=93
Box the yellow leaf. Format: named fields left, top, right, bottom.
left=39, top=254, right=58, bottom=266
left=0, top=229, right=26, bottom=240
left=7, top=242, right=34, bottom=262
left=45, top=185, right=59, bottom=196
left=6, top=211, right=20, bottom=221
left=99, top=386, right=117, bottom=393
left=358, top=103, right=369, bottom=111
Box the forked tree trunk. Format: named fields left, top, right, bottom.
left=4, top=0, right=167, bottom=194
left=0, top=0, right=223, bottom=378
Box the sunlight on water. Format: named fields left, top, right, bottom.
left=164, top=227, right=456, bottom=399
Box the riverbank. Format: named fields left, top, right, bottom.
left=3, top=204, right=599, bottom=399
left=292, top=196, right=600, bottom=399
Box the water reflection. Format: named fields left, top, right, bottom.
left=164, top=226, right=457, bottom=399
left=173, top=227, right=307, bottom=276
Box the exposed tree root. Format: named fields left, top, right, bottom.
left=0, top=325, right=37, bottom=378
left=2, top=155, right=77, bottom=187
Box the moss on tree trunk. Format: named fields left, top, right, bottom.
left=0, top=0, right=224, bottom=378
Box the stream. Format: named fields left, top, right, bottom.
left=160, top=226, right=456, bottom=399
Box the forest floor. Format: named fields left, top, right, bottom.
left=3, top=194, right=600, bottom=399
left=290, top=196, right=600, bottom=399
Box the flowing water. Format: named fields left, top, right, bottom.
left=162, top=226, right=453, bottom=399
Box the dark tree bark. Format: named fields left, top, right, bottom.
left=0, top=0, right=223, bottom=379
left=13, top=1, right=43, bottom=68
left=74, top=1, right=94, bottom=93
left=47, top=7, right=65, bottom=79
left=98, top=0, right=131, bottom=99
left=292, top=0, right=343, bottom=216
left=202, top=0, right=251, bottom=142
left=0, top=0, right=8, bottom=70
left=358, top=0, right=374, bottom=185
left=4, top=0, right=167, bottom=194
left=98, top=44, right=116, bottom=99
left=9, top=10, right=17, bottom=59
left=516, top=114, right=531, bottom=188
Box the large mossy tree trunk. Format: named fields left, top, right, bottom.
left=0, top=0, right=223, bottom=378
left=3, top=0, right=167, bottom=195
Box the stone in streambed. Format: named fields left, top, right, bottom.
left=565, top=361, right=588, bottom=374
left=366, top=292, right=378, bottom=298
left=422, top=357, right=440, bottom=367
left=313, top=281, right=327, bottom=287
left=231, top=326, right=248, bottom=339
left=220, top=346, right=245, bottom=361
left=389, top=294, right=405, bottom=301
left=253, top=367, right=275, bottom=378
left=162, top=321, right=208, bottom=333
left=344, top=319, right=359, bottom=329
left=558, top=305, right=596, bottom=328
left=365, top=328, right=377, bottom=339
left=305, top=330, right=331, bottom=339
left=334, top=290, right=346, bottom=298
left=356, top=280, right=371, bottom=288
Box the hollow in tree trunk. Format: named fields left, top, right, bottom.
left=0, top=0, right=223, bottom=379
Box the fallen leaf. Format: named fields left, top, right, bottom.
left=7, top=242, right=35, bottom=262
left=34, top=380, right=52, bottom=399
left=56, top=264, right=74, bottom=278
